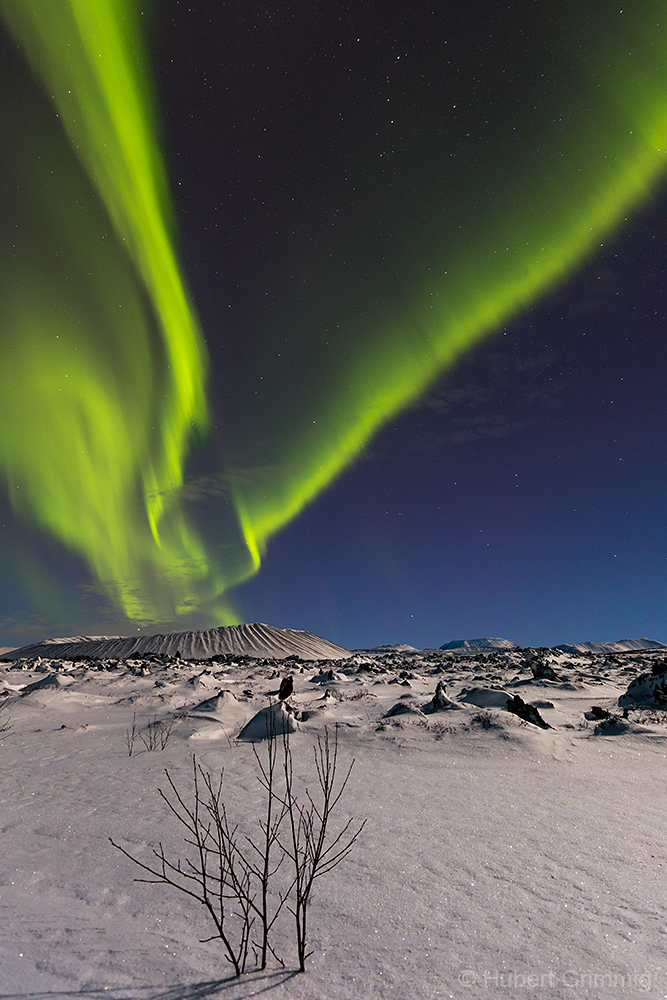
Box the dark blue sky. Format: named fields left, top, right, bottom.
left=150, top=3, right=667, bottom=646
left=0, top=0, right=666, bottom=650
left=231, top=202, right=667, bottom=648
left=154, top=0, right=667, bottom=650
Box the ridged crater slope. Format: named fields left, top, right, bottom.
left=3, top=623, right=351, bottom=662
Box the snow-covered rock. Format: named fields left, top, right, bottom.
left=618, top=670, right=667, bottom=707
left=237, top=700, right=299, bottom=741
left=457, top=687, right=511, bottom=708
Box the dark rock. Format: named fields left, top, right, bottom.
left=505, top=695, right=551, bottom=729
left=309, top=669, right=336, bottom=684
left=278, top=675, right=294, bottom=701
left=586, top=705, right=611, bottom=720
left=531, top=661, right=557, bottom=680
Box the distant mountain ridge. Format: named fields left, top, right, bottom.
left=3, top=628, right=665, bottom=662
left=440, top=637, right=519, bottom=651
left=362, top=643, right=419, bottom=653
left=438, top=637, right=667, bottom=654
left=555, top=638, right=667, bottom=654
left=2, top=623, right=351, bottom=662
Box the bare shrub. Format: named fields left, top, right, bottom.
left=431, top=720, right=457, bottom=738
left=139, top=715, right=174, bottom=752
left=470, top=710, right=499, bottom=729
left=282, top=725, right=366, bottom=972
left=110, top=757, right=254, bottom=977
left=125, top=710, right=138, bottom=756
left=111, top=719, right=365, bottom=976
left=0, top=700, right=12, bottom=739
left=245, top=717, right=290, bottom=968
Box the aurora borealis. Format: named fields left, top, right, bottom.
left=0, top=0, right=225, bottom=623
left=0, top=1, right=666, bottom=645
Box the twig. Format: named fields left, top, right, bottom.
left=282, top=724, right=366, bottom=972
left=125, top=710, right=137, bottom=756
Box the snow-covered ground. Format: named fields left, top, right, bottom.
left=1, top=643, right=667, bottom=998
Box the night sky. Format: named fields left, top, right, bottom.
left=0, top=0, right=666, bottom=649
left=234, top=220, right=667, bottom=649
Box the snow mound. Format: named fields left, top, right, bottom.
left=439, top=637, right=518, bottom=651
left=2, top=623, right=351, bottom=662
left=384, top=697, right=426, bottom=718
left=237, top=701, right=299, bottom=741
left=190, top=691, right=239, bottom=714
left=21, top=673, right=72, bottom=695
left=458, top=687, right=511, bottom=709
left=556, top=638, right=667, bottom=654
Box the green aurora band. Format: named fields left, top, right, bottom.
left=0, top=2, right=665, bottom=627
left=224, top=5, right=667, bottom=587
left=0, top=0, right=230, bottom=623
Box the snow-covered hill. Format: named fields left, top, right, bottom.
left=2, top=622, right=351, bottom=662
left=439, top=636, right=518, bottom=651
left=556, top=637, right=667, bottom=654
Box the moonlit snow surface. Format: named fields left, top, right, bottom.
left=1, top=638, right=666, bottom=998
